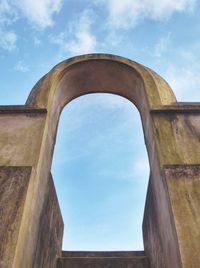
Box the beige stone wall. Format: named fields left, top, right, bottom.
left=0, top=54, right=200, bottom=268
left=0, top=112, right=46, bottom=166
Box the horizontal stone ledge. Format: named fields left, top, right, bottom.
left=151, top=103, right=200, bottom=114
left=0, top=105, right=47, bottom=114
left=62, top=251, right=146, bottom=258
left=163, top=164, right=200, bottom=177
left=57, top=256, right=150, bottom=268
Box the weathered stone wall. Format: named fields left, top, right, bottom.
left=0, top=109, right=46, bottom=166
left=143, top=177, right=181, bottom=268
left=165, top=165, right=200, bottom=268
left=143, top=106, right=200, bottom=268
left=33, top=174, right=63, bottom=268
left=0, top=107, right=48, bottom=268
left=0, top=167, right=31, bottom=268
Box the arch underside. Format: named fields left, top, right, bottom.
left=27, top=54, right=176, bottom=111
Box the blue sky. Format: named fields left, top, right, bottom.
left=0, top=0, right=200, bottom=251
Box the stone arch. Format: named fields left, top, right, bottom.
left=26, top=54, right=176, bottom=109
left=26, top=54, right=176, bottom=175
left=1, top=54, right=200, bottom=268
left=24, top=54, right=179, bottom=268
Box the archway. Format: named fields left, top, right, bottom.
left=51, top=93, right=149, bottom=251
left=24, top=54, right=179, bottom=268
left=2, top=54, right=197, bottom=268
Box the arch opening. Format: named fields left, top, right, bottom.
left=51, top=93, right=150, bottom=251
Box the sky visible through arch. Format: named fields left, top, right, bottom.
left=0, top=0, right=200, bottom=250
left=53, top=93, right=149, bottom=250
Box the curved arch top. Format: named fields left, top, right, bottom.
left=26, top=54, right=176, bottom=113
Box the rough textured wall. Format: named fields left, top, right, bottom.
left=0, top=167, right=31, bottom=267
left=143, top=179, right=165, bottom=268
left=33, top=174, right=63, bottom=268
left=0, top=108, right=48, bottom=268
left=144, top=107, right=200, bottom=268
left=152, top=110, right=200, bottom=165
left=0, top=110, right=46, bottom=166
left=165, top=165, right=200, bottom=268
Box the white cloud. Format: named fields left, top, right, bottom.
left=165, top=65, right=200, bottom=101
left=15, top=60, right=29, bottom=72
left=0, top=0, right=63, bottom=51
left=154, top=32, right=171, bottom=57
left=50, top=9, right=97, bottom=55
left=0, top=29, right=17, bottom=51
left=0, top=0, right=63, bottom=29
left=0, top=0, right=18, bottom=25
left=105, top=30, right=123, bottom=47
left=66, top=31, right=96, bottom=55
left=16, top=0, right=63, bottom=28
left=97, top=0, right=196, bottom=28
left=0, top=1, right=18, bottom=51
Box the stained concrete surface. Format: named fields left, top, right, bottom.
left=57, top=251, right=150, bottom=268
left=0, top=167, right=31, bottom=267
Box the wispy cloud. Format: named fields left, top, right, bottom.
left=0, top=0, right=18, bottom=25
left=96, top=0, right=196, bottom=29
left=0, top=1, right=17, bottom=51
left=165, top=65, right=200, bottom=101
left=0, top=0, right=63, bottom=30
left=0, top=29, right=17, bottom=51
left=50, top=9, right=97, bottom=55
left=154, top=33, right=171, bottom=57
left=15, top=60, right=29, bottom=72
left=17, top=0, right=63, bottom=29
left=0, top=0, right=63, bottom=51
